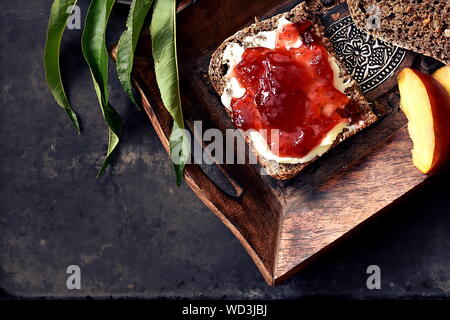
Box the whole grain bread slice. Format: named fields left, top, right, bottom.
left=208, top=2, right=377, bottom=180
left=347, top=0, right=450, bottom=65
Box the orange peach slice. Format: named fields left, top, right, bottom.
left=398, top=68, right=450, bottom=174
left=432, top=66, right=450, bottom=98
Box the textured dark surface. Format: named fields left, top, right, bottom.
left=0, top=0, right=450, bottom=299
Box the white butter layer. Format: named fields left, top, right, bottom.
left=243, top=31, right=277, bottom=49
left=222, top=43, right=245, bottom=76
left=221, top=77, right=245, bottom=110
left=328, top=56, right=354, bottom=93
left=220, top=16, right=358, bottom=164
left=248, top=121, right=348, bottom=164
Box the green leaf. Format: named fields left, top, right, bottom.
left=169, top=122, right=190, bottom=186
left=151, top=0, right=189, bottom=185
left=97, top=105, right=121, bottom=177
left=116, top=0, right=154, bottom=108
left=44, top=0, right=80, bottom=133
left=81, top=0, right=122, bottom=176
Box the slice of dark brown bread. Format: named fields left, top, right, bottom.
left=208, top=2, right=377, bottom=180
left=347, top=0, right=450, bottom=65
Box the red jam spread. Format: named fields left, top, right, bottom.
left=230, top=20, right=351, bottom=158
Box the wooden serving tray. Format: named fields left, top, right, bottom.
left=114, top=0, right=443, bottom=285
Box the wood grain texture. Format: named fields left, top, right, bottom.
left=111, top=0, right=437, bottom=285
left=275, top=126, right=426, bottom=282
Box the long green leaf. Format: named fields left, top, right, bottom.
left=81, top=0, right=122, bottom=176
left=170, top=121, right=191, bottom=186
left=116, top=0, right=153, bottom=108
left=44, top=0, right=80, bottom=133
left=151, top=0, right=189, bottom=186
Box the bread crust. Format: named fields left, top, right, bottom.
left=347, top=0, right=450, bottom=65
left=208, top=2, right=377, bottom=180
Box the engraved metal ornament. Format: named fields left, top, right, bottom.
left=325, top=16, right=406, bottom=94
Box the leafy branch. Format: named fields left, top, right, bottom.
left=116, top=0, right=154, bottom=108
left=151, top=0, right=189, bottom=186
left=44, top=0, right=80, bottom=133
left=44, top=0, right=188, bottom=183
left=81, top=0, right=122, bottom=176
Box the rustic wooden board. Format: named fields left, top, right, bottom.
left=112, top=0, right=444, bottom=285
